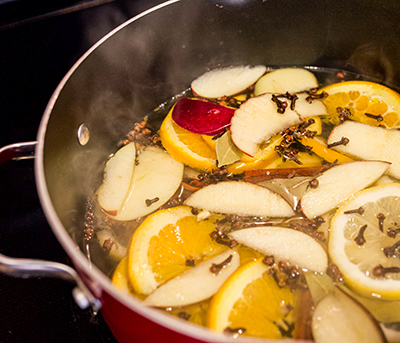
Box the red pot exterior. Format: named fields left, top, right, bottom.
left=101, top=292, right=205, bottom=343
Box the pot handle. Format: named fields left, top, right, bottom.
left=0, top=141, right=101, bottom=312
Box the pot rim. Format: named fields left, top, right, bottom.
left=34, top=1, right=313, bottom=342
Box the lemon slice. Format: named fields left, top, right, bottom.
left=207, top=258, right=297, bottom=339
left=329, top=182, right=400, bottom=299
left=159, top=108, right=217, bottom=171
left=320, top=80, right=400, bottom=128
left=128, top=206, right=226, bottom=295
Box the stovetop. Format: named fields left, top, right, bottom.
left=0, top=1, right=163, bottom=341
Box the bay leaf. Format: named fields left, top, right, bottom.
left=216, top=131, right=243, bottom=167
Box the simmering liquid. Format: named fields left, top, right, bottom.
left=84, top=67, right=400, bottom=341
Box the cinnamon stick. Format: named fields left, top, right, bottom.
left=244, top=166, right=325, bottom=184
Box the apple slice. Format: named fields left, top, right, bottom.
left=171, top=98, right=235, bottom=136
left=229, top=226, right=327, bottom=272
left=254, top=68, right=319, bottom=96
left=184, top=181, right=295, bottom=217
left=113, top=147, right=184, bottom=221
left=230, top=92, right=327, bottom=156
left=97, top=142, right=136, bottom=216
left=312, top=286, right=387, bottom=343
left=327, top=120, right=400, bottom=178
left=191, top=65, right=266, bottom=98
left=145, top=249, right=239, bottom=307
left=300, top=161, right=389, bottom=218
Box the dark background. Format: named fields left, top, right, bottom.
left=0, top=1, right=162, bottom=342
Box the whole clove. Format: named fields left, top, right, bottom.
left=364, top=112, right=383, bottom=122
left=210, top=255, right=233, bottom=275
left=377, top=213, right=386, bottom=232
left=383, top=240, right=400, bottom=258
left=372, top=264, right=400, bottom=278
left=344, top=206, right=365, bottom=215
left=327, top=136, right=349, bottom=148
left=145, top=197, right=160, bottom=207
left=354, top=224, right=367, bottom=246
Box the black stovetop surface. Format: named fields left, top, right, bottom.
left=0, top=1, right=162, bottom=341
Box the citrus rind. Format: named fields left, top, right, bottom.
left=159, top=109, right=217, bottom=171
left=320, top=80, right=400, bottom=128
left=329, top=182, right=400, bottom=299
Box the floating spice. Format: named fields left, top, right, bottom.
left=327, top=136, right=349, bottom=148
left=354, top=224, right=367, bottom=246
left=125, top=119, right=158, bottom=151
left=178, top=312, right=191, bottom=320
left=223, top=327, right=246, bottom=339
left=372, top=264, right=400, bottom=278
left=336, top=107, right=352, bottom=123
left=244, top=166, right=325, bottom=183
left=271, top=92, right=298, bottom=113
left=377, top=213, right=386, bottom=232
left=305, top=88, right=328, bottom=103
left=210, top=254, right=233, bottom=275
left=276, top=319, right=295, bottom=338
left=364, top=112, right=383, bottom=122
left=344, top=206, right=364, bottom=215
left=383, top=240, right=400, bottom=258
left=145, top=197, right=160, bottom=207
left=185, top=258, right=195, bottom=267
left=326, top=263, right=344, bottom=283
left=268, top=267, right=283, bottom=288
left=387, top=228, right=400, bottom=239
left=102, top=239, right=114, bottom=254
left=262, top=255, right=275, bottom=266
left=215, top=130, right=243, bottom=167
left=84, top=197, right=96, bottom=241
left=309, top=178, right=319, bottom=188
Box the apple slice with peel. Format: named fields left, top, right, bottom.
left=327, top=120, right=400, bottom=178
left=230, top=92, right=327, bottom=156
left=300, top=161, right=389, bottom=218
left=254, top=68, right=319, bottom=96
left=97, top=142, right=136, bottom=216
left=184, top=181, right=295, bottom=217
left=312, top=286, right=387, bottom=343
left=112, top=147, right=184, bottom=221
left=191, top=65, right=266, bottom=98
left=171, top=98, right=235, bottom=136
left=145, top=249, right=239, bottom=307
left=229, top=227, right=327, bottom=272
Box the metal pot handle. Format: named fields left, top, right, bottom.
left=0, top=142, right=101, bottom=312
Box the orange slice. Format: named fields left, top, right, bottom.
left=128, top=206, right=226, bottom=295
left=159, top=108, right=217, bottom=171
left=207, top=258, right=298, bottom=339
left=320, top=80, right=400, bottom=128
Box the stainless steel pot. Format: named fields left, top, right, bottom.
left=1, top=0, right=400, bottom=342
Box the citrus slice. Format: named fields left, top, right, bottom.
left=329, top=182, right=400, bottom=299
left=320, top=80, right=400, bottom=128
left=128, top=206, right=227, bottom=295
left=112, top=256, right=131, bottom=295
left=299, top=136, right=353, bottom=164
left=207, top=258, right=298, bottom=339
left=159, top=108, right=217, bottom=171
left=226, top=135, right=281, bottom=174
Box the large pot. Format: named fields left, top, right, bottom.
left=1, top=0, right=400, bottom=342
